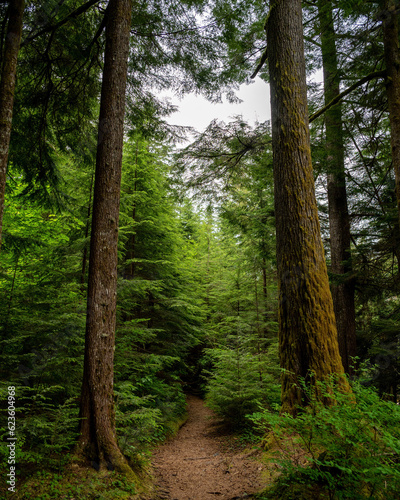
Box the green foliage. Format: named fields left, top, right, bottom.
left=253, top=378, right=400, bottom=499
left=0, top=134, right=199, bottom=481
left=0, top=385, right=80, bottom=471
left=176, top=118, right=280, bottom=429
left=205, top=343, right=280, bottom=428
left=200, top=215, right=279, bottom=429
left=210, top=0, right=269, bottom=83
left=11, top=0, right=102, bottom=207
left=11, top=469, right=136, bottom=500
left=115, top=376, right=187, bottom=464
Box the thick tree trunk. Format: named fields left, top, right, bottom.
left=318, top=0, right=356, bottom=374
left=381, top=0, right=400, bottom=255
left=266, top=0, right=349, bottom=415
left=78, top=0, right=133, bottom=474
left=0, top=0, right=24, bottom=252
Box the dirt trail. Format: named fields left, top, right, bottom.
left=150, top=395, right=267, bottom=500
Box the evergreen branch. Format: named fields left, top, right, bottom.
left=309, top=70, right=387, bottom=123
left=21, top=0, right=101, bottom=47
left=131, top=21, right=216, bottom=38
left=344, top=120, right=389, bottom=221
left=304, top=35, right=322, bottom=49
left=86, top=5, right=108, bottom=54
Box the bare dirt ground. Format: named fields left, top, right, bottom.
left=149, top=394, right=267, bottom=500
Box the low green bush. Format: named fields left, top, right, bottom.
left=115, top=377, right=187, bottom=464
left=251, top=377, right=400, bottom=499
left=0, top=384, right=80, bottom=471
left=205, top=342, right=280, bottom=429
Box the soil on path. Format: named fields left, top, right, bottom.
left=149, top=395, right=267, bottom=500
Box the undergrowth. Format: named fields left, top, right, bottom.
left=6, top=468, right=138, bottom=500
left=0, top=376, right=187, bottom=498
left=204, top=341, right=280, bottom=429
left=251, top=377, right=400, bottom=500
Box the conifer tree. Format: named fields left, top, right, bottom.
left=0, top=0, right=24, bottom=251
left=266, top=0, right=349, bottom=414
left=78, top=0, right=134, bottom=473
left=317, top=0, right=356, bottom=373
left=380, top=0, right=400, bottom=237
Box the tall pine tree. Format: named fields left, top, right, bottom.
left=78, top=0, right=134, bottom=474
left=266, top=0, right=349, bottom=414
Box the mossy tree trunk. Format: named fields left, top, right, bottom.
left=381, top=0, right=400, bottom=249
left=266, top=0, right=348, bottom=415
left=78, top=0, right=134, bottom=475
left=318, top=0, right=356, bottom=374
left=0, top=0, right=24, bottom=252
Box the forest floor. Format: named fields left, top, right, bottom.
left=147, top=394, right=268, bottom=500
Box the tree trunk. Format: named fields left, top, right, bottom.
left=381, top=0, right=400, bottom=256
left=318, top=0, right=356, bottom=374
left=266, top=0, right=349, bottom=415
left=78, top=0, right=133, bottom=474
left=0, top=0, right=24, bottom=252
left=81, top=172, right=94, bottom=287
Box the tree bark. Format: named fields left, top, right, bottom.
left=318, top=0, right=356, bottom=374
left=266, top=0, right=349, bottom=415
left=380, top=0, right=400, bottom=252
left=81, top=172, right=94, bottom=287
left=78, top=0, right=133, bottom=474
left=0, top=0, right=24, bottom=252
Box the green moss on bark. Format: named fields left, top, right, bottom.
left=266, top=0, right=350, bottom=415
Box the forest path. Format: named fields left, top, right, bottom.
left=149, top=395, right=267, bottom=500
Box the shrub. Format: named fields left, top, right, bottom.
left=205, top=342, right=280, bottom=428
left=251, top=377, right=400, bottom=499
left=0, top=384, right=80, bottom=471
left=115, top=378, right=187, bottom=464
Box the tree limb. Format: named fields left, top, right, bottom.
left=250, top=46, right=268, bottom=79
left=86, top=4, right=109, bottom=54
left=21, top=0, right=101, bottom=47
left=309, top=69, right=387, bottom=123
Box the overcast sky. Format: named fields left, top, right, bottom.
left=164, top=77, right=271, bottom=134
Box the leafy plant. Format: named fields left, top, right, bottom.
left=115, top=377, right=187, bottom=463
left=252, top=377, right=400, bottom=499
left=0, top=384, right=80, bottom=471
left=205, top=340, right=280, bottom=428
